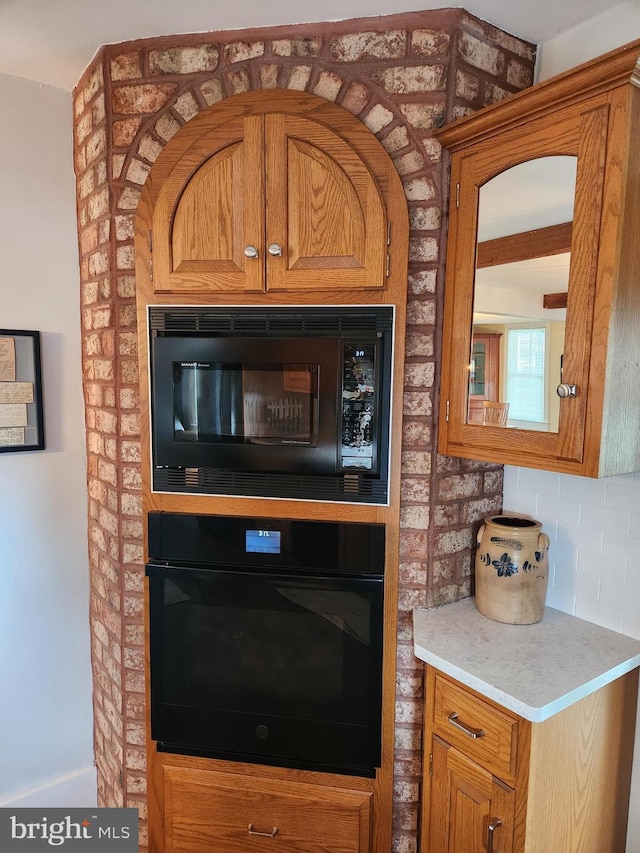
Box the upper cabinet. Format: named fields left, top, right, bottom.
left=143, top=94, right=389, bottom=295
left=437, top=40, right=640, bottom=477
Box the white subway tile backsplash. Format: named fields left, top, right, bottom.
left=533, top=493, right=580, bottom=528
left=559, top=473, right=608, bottom=506
left=502, top=466, right=520, bottom=493
left=559, top=521, right=604, bottom=554
left=547, top=563, right=578, bottom=612
left=606, top=481, right=640, bottom=510
left=580, top=502, right=631, bottom=536
left=603, top=531, right=640, bottom=563
left=597, top=579, right=630, bottom=629
left=577, top=548, right=627, bottom=585
left=504, top=466, right=639, bottom=642
left=549, top=532, right=579, bottom=570
left=603, top=472, right=636, bottom=489
left=630, top=513, right=640, bottom=539
left=517, top=466, right=561, bottom=497
left=575, top=590, right=624, bottom=632
left=622, top=598, right=640, bottom=640
left=626, top=561, right=640, bottom=592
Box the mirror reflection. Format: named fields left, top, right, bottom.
left=469, top=156, right=577, bottom=432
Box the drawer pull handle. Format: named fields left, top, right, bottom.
left=487, top=817, right=502, bottom=852
left=448, top=711, right=486, bottom=739
left=248, top=823, right=279, bottom=838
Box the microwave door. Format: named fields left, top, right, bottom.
left=176, top=363, right=244, bottom=442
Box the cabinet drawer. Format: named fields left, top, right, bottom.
left=163, top=766, right=371, bottom=853
left=432, top=673, right=518, bottom=780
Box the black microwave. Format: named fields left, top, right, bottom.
left=148, top=306, right=394, bottom=504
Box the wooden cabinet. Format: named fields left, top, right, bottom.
left=428, top=738, right=515, bottom=853
left=146, top=93, right=388, bottom=294
left=437, top=39, right=640, bottom=476
left=162, top=765, right=371, bottom=853
left=421, top=666, right=638, bottom=852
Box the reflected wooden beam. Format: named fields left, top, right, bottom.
left=476, top=221, right=572, bottom=268
left=543, top=292, right=568, bottom=309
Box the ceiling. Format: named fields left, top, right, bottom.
left=0, top=0, right=626, bottom=91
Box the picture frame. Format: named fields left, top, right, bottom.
left=0, top=329, right=45, bottom=452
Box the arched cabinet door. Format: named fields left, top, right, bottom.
left=265, top=113, right=386, bottom=292
left=151, top=114, right=266, bottom=293
left=144, top=92, right=389, bottom=294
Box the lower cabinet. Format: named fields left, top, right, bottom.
left=162, top=765, right=372, bottom=853
left=428, top=739, right=515, bottom=853
left=421, top=665, right=638, bottom=853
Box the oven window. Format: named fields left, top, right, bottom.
left=172, top=362, right=318, bottom=446
left=158, top=571, right=379, bottom=726
left=146, top=517, right=385, bottom=776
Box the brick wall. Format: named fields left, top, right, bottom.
left=72, top=11, right=535, bottom=851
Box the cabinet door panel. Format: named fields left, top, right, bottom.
left=153, top=115, right=265, bottom=292
left=429, top=737, right=514, bottom=853
left=265, top=114, right=387, bottom=291
left=163, top=766, right=372, bottom=853
left=440, top=98, right=610, bottom=472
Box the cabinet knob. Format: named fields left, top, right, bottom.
left=268, top=242, right=283, bottom=257
left=556, top=383, right=578, bottom=398
left=244, top=245, right=259, bottom=259
left=248, top=823, right=278, bottom=838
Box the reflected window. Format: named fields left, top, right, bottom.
left=506, top=327, right=546, bottom=423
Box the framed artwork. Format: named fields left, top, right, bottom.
left=0, top=329, right=45, bottom=452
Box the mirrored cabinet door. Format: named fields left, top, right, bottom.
left=472, top=155, right=576, bottom=434
left=437, top=40, right=640, bottom=477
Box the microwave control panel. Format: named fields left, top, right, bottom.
left=341, top=341, right=378, bottom=472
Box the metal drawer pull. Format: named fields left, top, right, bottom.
left=248, top=823, right=279, bottom=838
left=448, top=711, right=486, bottom=739
left=487, top=817, right=502, bottom=852
left=244, top=245, right=259, bottom=258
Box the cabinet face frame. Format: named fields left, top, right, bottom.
left=135, top=89, right=410, bottom=853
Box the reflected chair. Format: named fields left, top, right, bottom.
left=482, top=400, right=509, bottom=426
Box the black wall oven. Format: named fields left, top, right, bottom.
left=146, top=512, right=385, bottom=778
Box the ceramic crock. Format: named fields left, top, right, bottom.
left=475, top=514, right=550, bottom=624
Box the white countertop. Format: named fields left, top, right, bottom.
left=413, top=598, right=640, bottom=722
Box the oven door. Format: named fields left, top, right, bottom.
left=146, top=562, right=384, bottom=777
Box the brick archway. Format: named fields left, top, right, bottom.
left=72, top=12, right=534, bottom=850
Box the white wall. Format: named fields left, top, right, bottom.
left=506, top=7, right=640, bottom=847
left=0, top=73, right=95, bottom=806
left=536, top=0, right=640, bottom=80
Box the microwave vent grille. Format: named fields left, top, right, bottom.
left=149, top=307, right=392, bottom=337
left=153, top=467, right=388, bottom=504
